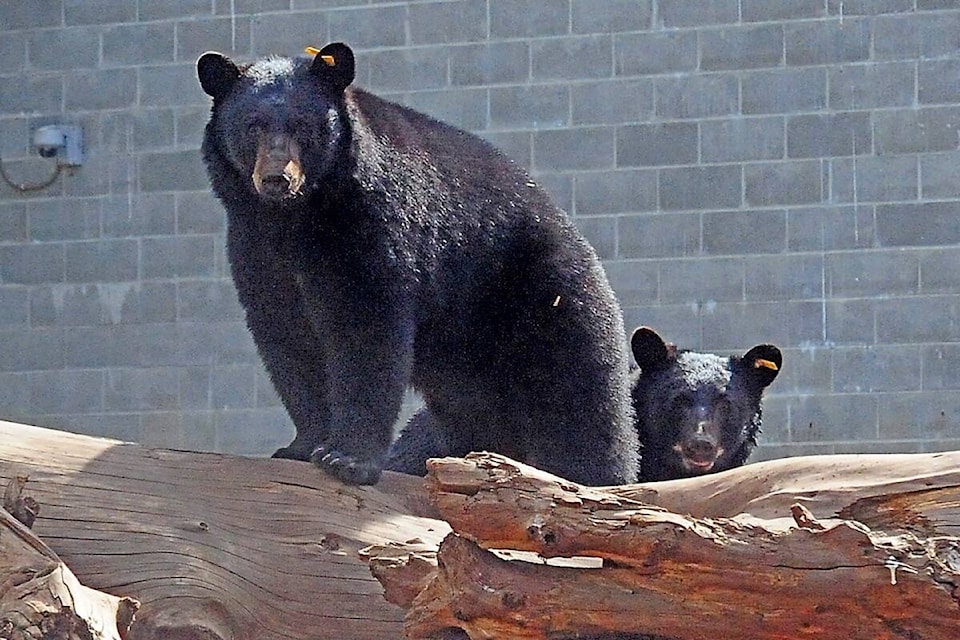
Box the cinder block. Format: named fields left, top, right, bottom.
left=825, top=298, right=876, bottom=345
left=66, top=0, right=138, bottom=25
left=621, top=303, right=702, bottom=350
left=787, top=393, right=878, bottom=442
left=490, top=85, right=568, bottom=130
left=701, top=25, right=784, bottom=71
left=573, top=215, right=617, bottom=259
left=656, top=0, right=738, bottom=27
left=65, top=69, right=137, bottom=111
left=140, top=150, right=210, bottom=192
left=480, top=131, right=532, bottom=167
left=659, top=165, right=743, bottom=211
left=703, top=209, right=787, bottom=255
left=787, top=112, right=871, bottom=158
left=178, top=279, right=244, bottom=322
left=743, top=0, right=826, bottom=21
left=874, top=12, right=960, bottom=60
left=405, top=87, right=489, bottom=132
left=535, top=173, right=573, bottom=213
left=659, top=257, right=744, bottom=304
left=176, top=191, right=227, bottom=235
left=533, top=127, right=615, bottom=171
left=105, top=367, right=181, bottom=411
left=140, top=0, right=213, bottom=21
left=408, top=0, right=488, bottom=44
left=614, top=31, right=697, bottom=76
left=103, top=23, right=176, bottom=66
left=655, top=74, right=739, bottom=119
left=250, top=12, right=329, bottom=57
left=0, top=244, right=64, bottom=285
left=616, top=122, right=697, bottom=167
left=450, top=41, right=530, bottom=86
left=922, top=343, right=960, bottom=390
left=177, top=17, right=252, bottom=61
left=329, top=5, right=407, bottom=49
left=490, top=0, right=569, bottom=38
left=30, top=371, right=105, bottom=417
left=572, top=0, right=652, bottom=33
left=878, top=391, right=960, bottom=441
left=27, top=27, right=100, bottom=70
left=742, top=67, right=827, bottom=115
left=874, top=106, right=960, bottom=154
left=702, top=117, right=785, bottom=163
left=571, top=79, right=653, bottom=126
left=702, top=300, right=825, bottom=350
left=877, top=202, right=960, bottom=247
left=745, top=253, right=824, bottom=302
left=140, top=64, right=210, bottom=108
left=785, top=19, right=871, bottom=66
left=532, top=35, right=613, bottom=81
left=0, top=287, right=28, bottom=328
left=786, top=205, right=875, bottom=252
left=877, top=295, right=960, bottom=343
left=773, top=345, right=833, bottom=395
left=367, top=46, right=449, bottom=91
left=65, top=239, right=139, bottom=283
left=825, top=0, right=913, bottom=16
left=142, top=236, right=218, bottom=279
left=103, top=194, right=177, bottom=238
left=0, top=203, right=27, bottom=243
left=574, top=169, right=657, bottom=215
left=210, top=365, right=258, bottom=410
left=920, top=60, right=960, bottom=105
left=828, top=62, right=915, bottom=110
left=0, top=75, right=64, bottom=117
left=745, top=160, right=823, bottom=207
left=617, top=212, right=702, bottom=259
left=832, top=345, right=921, bottom=394
left=28, top=198, right=101, bottom=241
left=920, top=247, right=960, bottom=294
left=830, top=155, right=918, bottom=203
left=603, top=260, right=659, bottom=308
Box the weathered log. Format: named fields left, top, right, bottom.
left=0, top=492, right=139, bottom=640
left=2, top=419, right=960, bottom=640
left=0, top=420, right=447, bottom=640
left=384, top=453, right=960, bottom=639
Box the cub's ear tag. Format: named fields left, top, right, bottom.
left=754, top=358, right=779, bottom=371
left=304, top=47, right=336, bottom=66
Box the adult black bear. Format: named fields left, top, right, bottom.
left=630, top=327, right=781, bottom=482
left=197, top=42, right=638, bottom=486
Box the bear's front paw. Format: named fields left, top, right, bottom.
left=310, top=445, right=382, bottom=486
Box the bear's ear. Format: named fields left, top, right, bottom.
left=631, top=326, right=671, bottom=372
left=309, top=42, right=355, bottom=91
left=197, top=52, right=240, bottom=100
left=741, top=344, right=782, bottom=389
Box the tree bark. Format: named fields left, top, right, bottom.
left=1, top=419, right=959, bottom=640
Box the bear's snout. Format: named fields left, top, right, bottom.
left=252, top=136, right=305, bottom=199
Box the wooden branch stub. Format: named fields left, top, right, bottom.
left=0, top=507, right=139, bottom=640
left=401, top=452, right=960, bottom=640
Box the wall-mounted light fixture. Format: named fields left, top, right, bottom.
left=1, top=124, right=84, bottom=193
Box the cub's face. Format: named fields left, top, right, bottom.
left=197, top=43, right=355, bottom=203
left=631, top=326, right=781, bottom=481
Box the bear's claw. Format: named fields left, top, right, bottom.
left=310, top=445, right=382, bottom=486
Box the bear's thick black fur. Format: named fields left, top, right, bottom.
left=630, top=327, right=781, bottom=482
left=197, top=42, right=638, bottom=486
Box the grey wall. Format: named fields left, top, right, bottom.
left=1, top=1, right=958, bottom=460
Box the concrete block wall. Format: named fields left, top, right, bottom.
left=1, top=1, right=958, bottom=460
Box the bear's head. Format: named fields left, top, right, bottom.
left=197, top=42, right=355, bottom=203
left=630, top=327, right=781, bottom=481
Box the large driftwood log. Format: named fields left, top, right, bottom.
left=387, top=454, right=960, bottom=639
left=1, top=419, right=959, bottom=640
left=0, top=420, right=446, bottom=640
left=1, top=480, right=139, bottom=640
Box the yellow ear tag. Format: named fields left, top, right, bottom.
left=304, top=47, right=336, bottom=66
left=754, top=358, right=779, bottom=371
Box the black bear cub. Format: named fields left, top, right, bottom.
left=197, top=42, right=638, bottom=486
left=630, top=327, right=781, bottom=482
